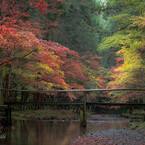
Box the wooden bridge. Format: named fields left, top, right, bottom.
left=0, top=88, right=145, bottom=126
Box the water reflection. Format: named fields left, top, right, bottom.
left=1, top=119, right=129, bottom=145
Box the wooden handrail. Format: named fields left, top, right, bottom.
left=1, top=88, right=145, bottom=92
left=5, top=102, right=145, bottom=106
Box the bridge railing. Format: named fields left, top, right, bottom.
left=1, top=88, right=145, bottom=92
left=0, top=88, right=145, bottom=126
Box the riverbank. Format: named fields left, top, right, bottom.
left=12, top=109, right=79, bottom=120
left=122, top=109, right=145, bottom=130
left=11, top=108, right=93, bottom=121
left=71, top=114, right=145, bottom=145
left=71, top=128, right=145, bottom=145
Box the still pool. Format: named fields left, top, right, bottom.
left=0, top=115, right=129, bottom=145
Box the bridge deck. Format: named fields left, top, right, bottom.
left=5, top=102, right=145, bottom=106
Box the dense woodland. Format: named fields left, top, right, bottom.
left=0, top=0, right=145, bottom=104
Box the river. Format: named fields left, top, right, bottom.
left=0, top=114, right=129, bottom=145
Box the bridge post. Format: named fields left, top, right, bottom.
left=0, top=89, right=4, bottom=105
left=80, top=92, right=87, bottom=127
left=6, top=106, right=12, bottom=125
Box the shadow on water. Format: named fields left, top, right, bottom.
left=0, top=116, right=129, bottom=145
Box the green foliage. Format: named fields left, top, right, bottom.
left=99, top=0, right=145, bottom=102
left=46, top=0, right=100, bottom=55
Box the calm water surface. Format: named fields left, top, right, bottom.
left=0, top=115, right=129, bottom=145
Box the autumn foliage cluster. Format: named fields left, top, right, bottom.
left=1, top=0, right=144, bottom=103
left=0, top=0, right=105, bottom=100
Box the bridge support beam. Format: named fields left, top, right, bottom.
left=0, top=105, right=12, bottom=126
left=0, top=89, right=4, bottom=105
left=80, top=92, right=87, bottom=127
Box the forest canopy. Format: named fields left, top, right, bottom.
left=0, top=0, right=144, bottom=103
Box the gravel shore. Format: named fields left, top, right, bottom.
left=71, top=128, right=145, bottom=145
